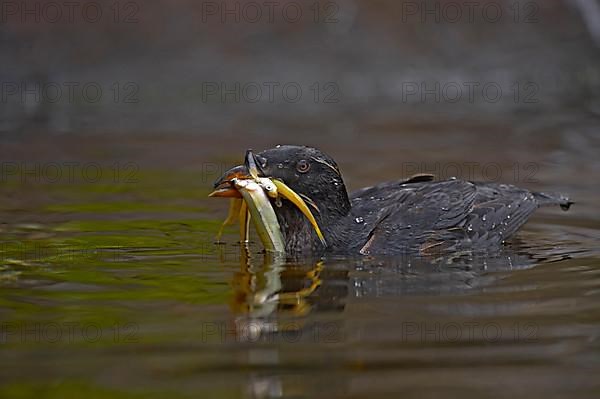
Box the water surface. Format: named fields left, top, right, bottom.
left=1, top=128, right=599, bottom=398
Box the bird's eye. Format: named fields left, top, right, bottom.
left=296, top=159, right=310, bottom=173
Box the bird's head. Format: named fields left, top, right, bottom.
left=211, top=145, right=351, bottom=252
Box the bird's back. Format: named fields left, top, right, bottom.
left=337, top=176, right=572, bottom=255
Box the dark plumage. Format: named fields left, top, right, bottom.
left=223, top=145, right=573, bottom=255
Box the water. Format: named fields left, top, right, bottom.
left=1, top=127, right=599, bottom=398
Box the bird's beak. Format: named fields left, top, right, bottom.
left=208, top=165, right=249, bottom=198
left=209, top=150, right=261, bottom=198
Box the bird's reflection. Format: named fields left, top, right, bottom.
left=228, top=245, right=335, bottom=342
left=222, top=246, right=347, bottom=399
left=217, top=242, right=565, bottom=399
left=223, top=242, right=546, bottom=343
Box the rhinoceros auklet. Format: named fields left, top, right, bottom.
left=210, top=145, right=572, bottom=256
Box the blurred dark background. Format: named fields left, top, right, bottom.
left=1, top=0, right=599, bottom=137
left=2, top=0, right=600, bottom=210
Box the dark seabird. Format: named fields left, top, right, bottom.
left=212, top=145, right=572, bottom=256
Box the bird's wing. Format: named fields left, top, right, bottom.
left=349, top=179, right=558, bottom=255
left=349, top=179, right=476, bottom=254
left=465, top=183, right=555, bottom=245
left=350, top=174, right=434, bottom=200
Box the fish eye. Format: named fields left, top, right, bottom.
left=296, top=159, right=310, bottom=173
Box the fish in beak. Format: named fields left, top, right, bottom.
left=209, top=150, right=326, bottom=253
